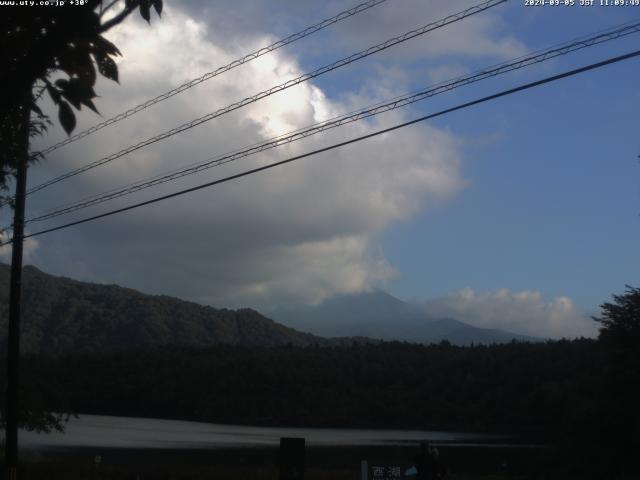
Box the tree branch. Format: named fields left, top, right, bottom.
left=99, top=0, right=120, bottom=19
left=98, top=4, right=136, bottom=33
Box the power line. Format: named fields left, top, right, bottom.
left=3, top=48, right=637, bottom=246
left=34, top=0, right=390, bottom=157
left=21, top=19, right=640, bottom=225
left=22, top=0, right=507, bottom=198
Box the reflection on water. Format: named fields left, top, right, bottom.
left=18, top=415, right=510, bottom=450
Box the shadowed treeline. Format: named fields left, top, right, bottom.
left=1, top=272, right=638, bottom=478
left=15, top=340, right=598, bottom=433
left=5, top=335, right=639, bottom=478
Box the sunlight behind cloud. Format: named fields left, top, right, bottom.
left=24, top=4, right=465, bottom=308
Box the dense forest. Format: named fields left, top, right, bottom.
left=10, top=334, right=638, bottom=477
left=17, top=340, right=599, bottom=434
left=1, top=263, right=637, bottom=477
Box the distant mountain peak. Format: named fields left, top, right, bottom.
left=269, top=290, right=540, bottom=346
left=0, top=264, right=539, bottom=351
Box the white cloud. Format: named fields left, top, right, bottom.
left=17, top=4, right=466, bottom=308
left=426, top=64, right=470, bottom=84
left=0, top=230, right=39, bottom=265
left=424, top=288, right=597, bottom=339
left=195, top=235, right=397, bottom=307
left=323, top=0, right=527, bottom=61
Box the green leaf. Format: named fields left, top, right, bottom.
left=97, top=55, right=118, bottom=83
left=58, top=45, right=96, bottom=85
left=46, top=84, right=61, bottom=104
left=81, top=97, right=100, bottom=115
left=54, top=78, right=69, bottom=90
left=59, top=78, right=97, bottom=111
left=139, top=1, right=151, bottom=23
left=78, top=62, right=97, bottom=86
left=69, top=77, right=97, bottom=100
left=58, top=101, right=76, bottom=136
left=61, top=89, right=81, bottom=110
left=93, top=36, right=121, bottom=57
left=30, top=102, right=44, bottom=117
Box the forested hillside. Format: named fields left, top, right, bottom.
left=1, top=280, right=638, bottom=478
left=0, top=264, right=326, bottom=353
left=1, top=264, right=539, bottom=354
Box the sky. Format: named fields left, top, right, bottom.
left=2, top=0, right=639, bottom=339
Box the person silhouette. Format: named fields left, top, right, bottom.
left=413, top=442, right=444, bottom=480
left=414, top=442, right=438, bottom=480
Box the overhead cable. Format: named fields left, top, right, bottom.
left=3, top=48, right=637, bottom=246
left=23, top=0, right=507, bottom=198
left=22, top=19, right=640, bottom=224
left=34, top=0, right=390, bottom=157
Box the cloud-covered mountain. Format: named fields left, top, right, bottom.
left=0, top=263, right=538, bottom=354
left=268, top=290, right=540, bottom=345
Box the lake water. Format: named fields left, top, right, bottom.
left=17, top=415, right=511, bottom=450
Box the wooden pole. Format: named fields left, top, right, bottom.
left=279, top=437, right=305, bottom=480
left=5, top=100, right=30, bottom=480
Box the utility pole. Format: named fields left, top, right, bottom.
left=5, top=100, right=30, bottom=480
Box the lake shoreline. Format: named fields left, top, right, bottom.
left=6, top=415, right=549, bottom=478
left=15, top=444, right=547, bottom=480
left=17, top=414, right=529, bottom=450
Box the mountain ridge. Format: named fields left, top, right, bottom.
left=0, top=263, right=331, bottom=354
left=0, top=264, right=538, bottom=353
left=268, top=290, right=540, bottom=345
